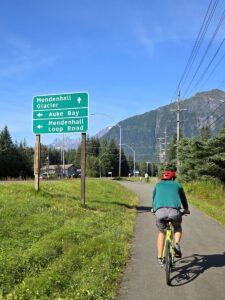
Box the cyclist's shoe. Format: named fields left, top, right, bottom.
left=174, top=243, right=182, bottom=258
left=157, top=257, right=164, bottom=267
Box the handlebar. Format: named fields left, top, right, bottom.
left=150, top=208, right=190, bottom=215
left=181, top=209, right=190, bottom=216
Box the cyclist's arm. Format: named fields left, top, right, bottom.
left=151, top=186, right=156, bottom=212
left=179, top=187, right=189, bottom=210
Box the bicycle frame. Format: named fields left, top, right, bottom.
left=162, top=221, right=175, bottom=264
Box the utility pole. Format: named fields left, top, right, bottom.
left=163, top=127, right=168, bottom=163
left=157, top=137, right=164, bottom=163
left=171, top=89, right=187, bottom=173
left=119, top=125, right=122, bottom=178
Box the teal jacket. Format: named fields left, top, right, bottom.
left=152, top=180, right=188, bottom=212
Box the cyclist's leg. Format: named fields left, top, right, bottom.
left=174, top=230, right=182, bottom=244
left=157, top=231, right=166, bottom=258
left=155, top=208, right=169, bottom=258
left=168, top=209, right=183, bottom=257
left=168, top=208, right=182, bottom=237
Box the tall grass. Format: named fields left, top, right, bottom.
left=0, top=179, right=137, bottom=299
left=183, top=180, right=225, bottom=226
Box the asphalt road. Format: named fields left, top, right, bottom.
left=117, top=181, right=225, bottom=300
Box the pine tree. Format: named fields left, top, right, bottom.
left=0, top=126, right=16, bottom=178
left=200, top=125, right=211, bottom=140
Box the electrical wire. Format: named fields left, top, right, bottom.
left=199, top=52, right=225, bottom=90
left=208, top=110, right=225, bottom=128
left=203, top=98, right=225, bottom=124
left=217, top=79, right=225, bottom=89
left=171, top=0, right=219, bottom=102
left=189, top=38, right=225, bottom=94
left=184, top=8, right=225, bottom=98
left=179, top=0, right=217, bottom=92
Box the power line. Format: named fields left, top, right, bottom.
left=190, top=38, right=225, bottom=94
left=203, top=99, right=225, bottom=124
left=208, top=110, right=225, bottom=128
left=199, top=52, right=225, bottom=90
left=179, top=0, right=217, bottom=91
left=217, top=79, right=225, bottom=89
left=171, top=0, right=219, bottom=102
left=184, top=8, right=225, bottom=98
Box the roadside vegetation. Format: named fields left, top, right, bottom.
left=183, top=180, right=225, bottom=226
left=0, top=179, right=137, bottom=299
left=0, top=126, right=157, bottom=180
left=117, top=176, right=159, bottom=184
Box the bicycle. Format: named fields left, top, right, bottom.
left=162, top=211, right=189, bottom=286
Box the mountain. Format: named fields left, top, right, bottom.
left=94, top=126, right=111, bottom=138
left=101, top=89, right=225, bottom=162
left=48, top=126, right=111, bottom=149
left=49, top=136, right=81, bottom=150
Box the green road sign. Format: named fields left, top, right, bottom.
left=33, top=92, right=89, bottom=134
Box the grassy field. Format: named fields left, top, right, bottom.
left=183, top=180, right=225, bottom=226
left=0, top=179, right=138, bottom=300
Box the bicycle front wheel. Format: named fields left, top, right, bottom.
left=165, top=240, right=171, bottom=285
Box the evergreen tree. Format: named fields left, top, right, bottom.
left=17, top=140, right=34, bottom=178
left=49, top=148, right=61, bottom=164
left=178, top=137, right=209, bottom=181
left=86, top=155, right=99, bottom=177
left=65, top=149, right=77, bottom=164
left=200, top=125, right=211, bottom=141
left=205, top=125, right=225, bottom=182
left=0, top=126, right=16, bottom=178
left=127, top=155, right=134, bottom=175
left=74, top=145, right=81, bottom=169
left=167, top=133, right=177, bottom=166
left=86, top=137, right=100, bottom=157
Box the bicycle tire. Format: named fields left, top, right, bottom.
left=165, top=240, right=171, bottom=285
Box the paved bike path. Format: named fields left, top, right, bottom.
left=117, top=181, right=225, bottom=300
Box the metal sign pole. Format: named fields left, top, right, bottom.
left=81, top=132, right=86, bottom=206
left=34, top=134, right=41, bottom=191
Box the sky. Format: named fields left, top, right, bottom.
left=0, top=0, right=225, bottom=146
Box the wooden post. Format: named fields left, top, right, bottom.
left=81, top=133, right=86, bottom=206
left=34, top=135, right=41, bottom=191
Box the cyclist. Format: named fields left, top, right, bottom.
left=152, top=170, right=190, bottom=266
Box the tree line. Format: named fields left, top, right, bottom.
left=165, top=124, right=225, bottom=183
left=0, top=126, right=157, bottom=179
left=0, top=126, right=33, bottom=179
left=2, top=123, right=225, bottom=182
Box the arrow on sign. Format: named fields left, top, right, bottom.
left=37, top=125, right=43, bottom=129
left=77, top=97, right=82, bottom=104
left=37, top=113, right=43, bottom=117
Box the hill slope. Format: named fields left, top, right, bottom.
left=103, top=89, right=225, bottom=161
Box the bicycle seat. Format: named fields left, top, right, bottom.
left=163, top=218, right=173, bottom=221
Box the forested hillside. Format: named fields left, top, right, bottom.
left=103, top=89, right=225, bottom=161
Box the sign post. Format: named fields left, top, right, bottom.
left=81, top=133, right=86, bottom=206
left=34, top=135, right=41, bottom=191
left=33, top=92, right=88, bottom=204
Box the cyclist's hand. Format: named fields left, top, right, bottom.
left=183, top=209, right=190, bottom=215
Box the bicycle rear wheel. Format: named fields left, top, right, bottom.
left=165, top=240, right=171, bottom=285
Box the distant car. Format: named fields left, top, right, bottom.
left=40, top=173, right=48, bottom=179
left=71, top=171, right=81, bottom=178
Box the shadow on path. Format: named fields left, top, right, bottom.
left=136, top=206, right=151, bottom=213
left=170, top=253, right=225, bottom=286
